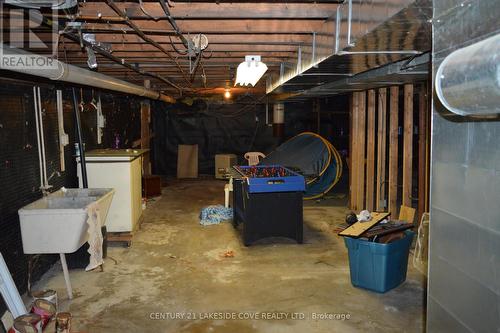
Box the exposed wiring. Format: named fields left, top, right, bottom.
left=169, top=35, right=188, bottom=55
left=138, top=0, right=160, bottom=21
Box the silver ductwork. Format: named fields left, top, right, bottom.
left=0, top=44, right=175, bottom=103
left=5, top=0, right=78, bottom=9
left=435, top=33, right=500, bottom=116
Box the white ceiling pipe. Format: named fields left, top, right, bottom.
left=0, top=44, right=175, bottom=103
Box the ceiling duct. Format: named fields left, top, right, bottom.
left=0, top=44, right=175, bottom=103
left=5, top=0, right=77, bottom=9
left=267, top=0, right=431, bottom=97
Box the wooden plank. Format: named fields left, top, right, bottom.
left=366, top=90, right=376, bottom=211
left=388, top=86, right=399, bottom=217
left=376, top=88, right=387, bottom=211
left=349, top=92, right=359, bottom=210
left=399, top=205, right=416, bottom=224
left=402, top=84, right=413, bottom=208
left=417, top=84, right=429, bottom=223
left=339, top=212, right=390, bottom=237
left=108, top=232, right=133, bottom=247
left=356, top=91, right=366, bottom=211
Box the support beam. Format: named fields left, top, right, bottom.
left=366, top=90, right=376, bottom=211
left=356, top=91, right=366, bottom=211
left=402, top=84, right=413, bottom=208
left=141, top=80, right=152, bottom=175
left=417, top=84, right=429, bottom=223
left=376, top=88, right=387, bottom=211
left=388, top=86, right=399, bottom=216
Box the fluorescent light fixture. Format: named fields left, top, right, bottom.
left=235, top=55, right=268, bottom=87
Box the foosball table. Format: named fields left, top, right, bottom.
left=231, top=165, right=305, bottom=246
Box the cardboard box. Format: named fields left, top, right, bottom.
left=177, top=144, right=198, bottom=178
left=215, top=154, right=237, bottom=179
left=143, top=175, right=162, bottom=198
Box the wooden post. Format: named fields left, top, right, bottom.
left=366, top=90, right=376, bottom=211
left=376, top=88, right=387, bottom=211
left=402, top=84, right=413, bottom=209
left=388, top=86, right=399, bottom=217
left=417, top=84, right=428, bottom=223
left=350, top=92, right=359, bottom=210
left=141, top=80, right=151, bottom=175
left=356, top=91, right=366, bottom=211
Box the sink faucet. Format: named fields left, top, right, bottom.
left=41, top=171, right=60, bottom=196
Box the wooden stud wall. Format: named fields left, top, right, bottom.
left=349, top=84, right=430, bottom=222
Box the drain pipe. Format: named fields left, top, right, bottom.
left=0, top=44, right=175, bottom=103
left=72, top=88, right=88, bottom=188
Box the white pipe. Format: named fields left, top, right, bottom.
left=59, top=254, right=73, bottom=299
left=33, top=86, right=44, bottom=189
left=37, top=87, right=48, bottom=188
left=0, top=44, right=175, bottom=103
left=56, top=90, right=68, bottom=171
left=0, top=252, right=28, bottom=318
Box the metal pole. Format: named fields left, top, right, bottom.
left=72, top=88, right=88, bottom=188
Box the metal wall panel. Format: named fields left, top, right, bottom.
left=428, top=0, right=500, bottom=331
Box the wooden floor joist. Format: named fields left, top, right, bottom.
left=388, top=86, right=399, bottom=216
left=376, top=88, right=387, bottom=211
left=366, top=90, right=376, bottom=211
left=403, top=84, right=414, bottom=208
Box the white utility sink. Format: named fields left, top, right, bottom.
left=18, top=188, right=115, bottom=254
left=18, top=188, right=114, bottom=299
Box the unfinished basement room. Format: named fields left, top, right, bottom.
left=0, top=0, right=499, bottom=332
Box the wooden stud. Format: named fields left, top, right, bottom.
left=376, top=88, right=387, bottom=211
left=366, top=90, right=376, bottom=211
left=350, top=92, right=359, bottom=210
left=402, top=84, right=413, bottom=208
left=356, top=91, right=366, bottom=211
left=417, top=84, right=429, bottom=224
left=388, top=86, right=399, bottom=217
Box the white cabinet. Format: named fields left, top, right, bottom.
left=77, top=149, right=147, bottom=232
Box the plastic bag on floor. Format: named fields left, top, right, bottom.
left=199, top=205, right=233, bottom=226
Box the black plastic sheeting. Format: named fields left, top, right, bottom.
left=151, top=99, right=312, bottom=175
left=260, top=132, right=342, bottom=199
left=0, top=78, right=142, bottom=316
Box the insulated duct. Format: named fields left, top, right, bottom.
left=0, top=44, right=175, bottom=103
left=435, top=33, right=500, bottom=116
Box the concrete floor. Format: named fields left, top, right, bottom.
left=35, top=179, right=426, bottom=332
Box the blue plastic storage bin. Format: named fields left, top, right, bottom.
left=344, top=230, right=414, bottom=293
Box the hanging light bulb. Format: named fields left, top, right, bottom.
left=235, top=55, right=268, bottom=87
left=224, top=89, right=231, bottom=99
